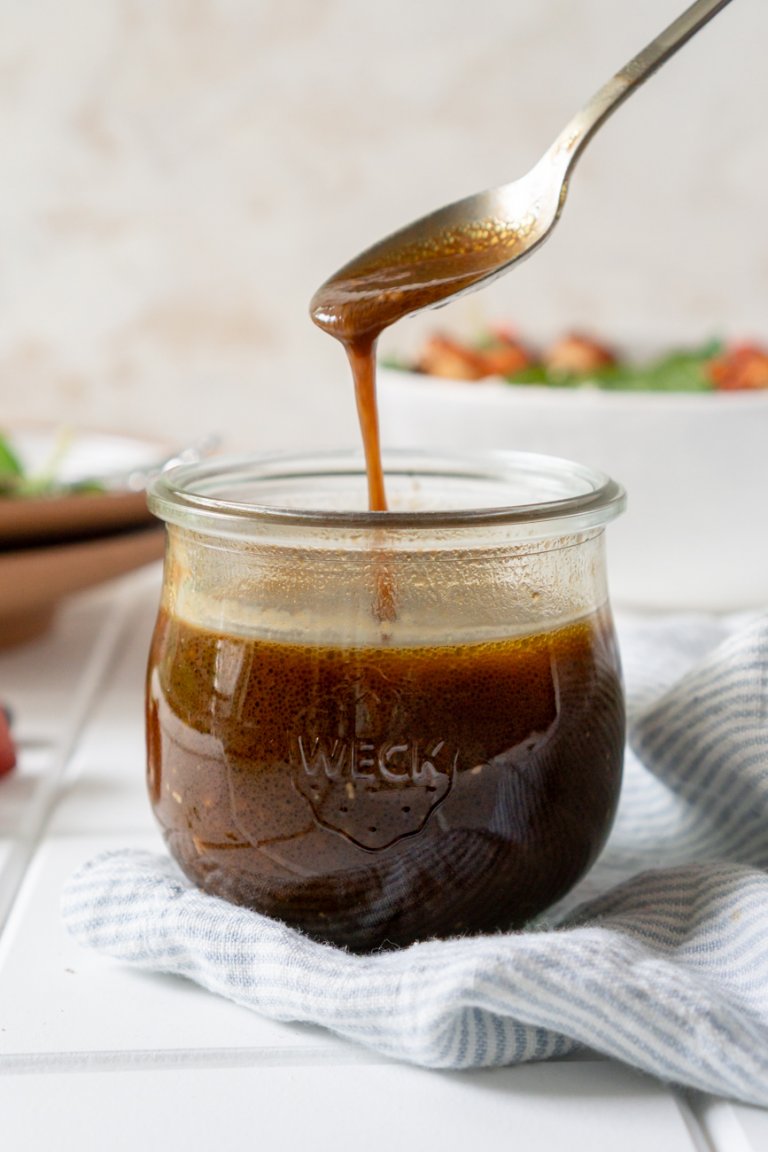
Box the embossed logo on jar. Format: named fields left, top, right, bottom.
left=288, top=672, right=456, bottom=850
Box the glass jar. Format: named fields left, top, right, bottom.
left=146, top=449, right=626, bottom=952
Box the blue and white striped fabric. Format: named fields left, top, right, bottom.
left=62, top=612, right=768, bottom=1106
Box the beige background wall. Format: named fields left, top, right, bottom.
left=0, top=0, right=765, bottom=452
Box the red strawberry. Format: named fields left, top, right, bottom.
left=0, top=707, right=16, bottom=777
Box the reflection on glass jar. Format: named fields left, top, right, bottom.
left=146, top=449, right=626, bottom=952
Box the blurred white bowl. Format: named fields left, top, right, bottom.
left=0, top=426, right=165, bottom=546
left=377, top=367, right=768, bottom=612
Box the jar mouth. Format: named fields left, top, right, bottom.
left=148, top=448, right=625, bottom=538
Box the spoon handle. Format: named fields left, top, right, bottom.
left=550, top=0, right=734, bottom=173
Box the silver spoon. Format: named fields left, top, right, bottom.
left=311, top=0, right=735, bottom=340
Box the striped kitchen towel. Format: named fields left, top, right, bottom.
left=62, top=612, right=768, bottom=1106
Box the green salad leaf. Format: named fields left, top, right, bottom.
left=502, top=364, right=552, bottom=386
left=599, top=341, right=723, bottom=392
left=0, top=431, right=24, bottom=494
left=504, top=340, right=723, bottom=392
left=0, top=427, right=105, bottom=498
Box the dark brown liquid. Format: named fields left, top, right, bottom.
left=147, top=607, right=624, bottom=952
left=348, top=335, right=387, bottom=512
left=310, top=216, right=529, bottom=513
left=310, top=218, right=528, bottom=343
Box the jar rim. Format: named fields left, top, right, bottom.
left=147, top=448, right=625, bottom=537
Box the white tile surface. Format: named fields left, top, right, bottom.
left=47, top=578, right=159, bottom=834
left=0, top=835, right=359, bottom=1061
left=0, top=574, right=148, bottom=853
left=728, top=1106, right=768, bottom=1152
left=695, top=1098, right=768, bottom=1152
left=0, top=586, right=124, bottom=750
left=0, top=742, right=56, bottom=838
left=0, top=582, right=140, bottom=923
left=0, top=1062, right=700, bottom=1152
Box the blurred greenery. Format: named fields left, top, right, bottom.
left=505, top=341, right=723, bottom=391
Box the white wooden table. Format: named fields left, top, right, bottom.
left=0, top=566, right=765, bottom=1151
